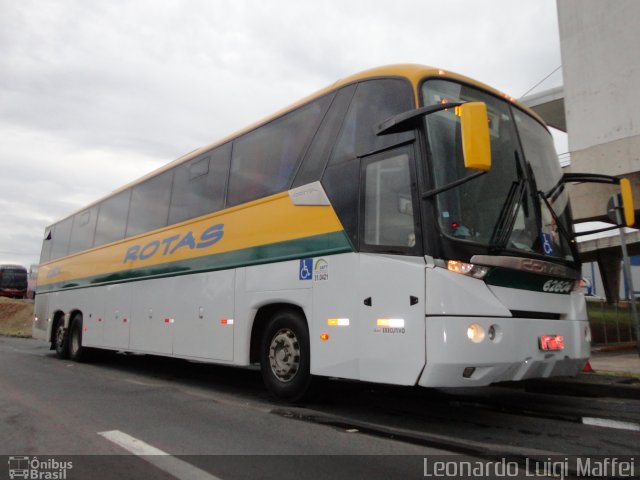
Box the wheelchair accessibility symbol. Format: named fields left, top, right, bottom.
left=540, top=232, right=554, bottom=256
left=299, top=258, right=313, bottom=280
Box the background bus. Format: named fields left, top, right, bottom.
left=33, top=64, right=633, bottom=401
left=0, top=265, right=28, bottom=299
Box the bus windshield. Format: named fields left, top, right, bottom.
left=0, top=267, right=28, bottom=288
left=422, top=79, right=575, bottom=263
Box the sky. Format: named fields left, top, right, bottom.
left=0, top=0, right=566, bottom=268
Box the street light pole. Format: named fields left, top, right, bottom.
left=613, top=194, right=640, bottom=356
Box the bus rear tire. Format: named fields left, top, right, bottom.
left=69, top=313, right=90, bottom=362
left=53, top=318, right=69, bottom=359
left=260, top=309, right=311, bottom=402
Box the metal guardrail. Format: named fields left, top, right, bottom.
left=587, top=297, right=638, bottom=345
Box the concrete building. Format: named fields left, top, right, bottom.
left=558, top=0, right=640, bottom=224
left=523, top=0, right=640, bottom=303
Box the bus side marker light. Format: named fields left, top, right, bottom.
left=320, top=333, right=329, bottom=341
left=220, top=319, right=234, bottom=325
left=327, top=318, right=349, bottom=326
left=377, top=318, right=405, bottom=328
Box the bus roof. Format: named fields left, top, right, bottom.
left=47, top=64, right=545, bottom=226
left=0, top=264, right=27, bottom=270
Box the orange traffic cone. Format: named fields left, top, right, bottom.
left=582, top=360, right=594, bottom=372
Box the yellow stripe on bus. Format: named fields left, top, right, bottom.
left=38, top=192, right=344, bottom=287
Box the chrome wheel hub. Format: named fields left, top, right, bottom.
left=268, top=328, right=300, bottom=382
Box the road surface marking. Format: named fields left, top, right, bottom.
left=98, top=430, right=223, bottom=480
left=582, top=417, right=640, bottom=432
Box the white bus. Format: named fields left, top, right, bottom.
left=33, top=65, right=634, bottom=401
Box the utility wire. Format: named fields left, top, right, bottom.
left=519, top=65, right=562, bottom=99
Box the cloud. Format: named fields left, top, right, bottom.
left=0, top=0, right=562, bottom=266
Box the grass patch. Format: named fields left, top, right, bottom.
left=587, top=300, right=635, bottom=327
left=0, top=297, right=33, bottom=337
left=588, top=300, right=638, bottom=344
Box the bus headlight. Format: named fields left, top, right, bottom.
left=448, top=260, right=489, bottom=279
left=467, top=323, right=485, bottom=343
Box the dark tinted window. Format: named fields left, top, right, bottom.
left=94, top=189, right=131, bottom=247
left=50, top=217, right=72, bottom=260
left=227, top=96, right=330, bottom=206
left=321, top=79, right=414, bottom=249
left=322, top=160, right=360, bottom=247
left=40, top=228, right=53, bottom=264
left=329, top=79, right=414, bottom=164
left=293, top=87, right=354, bottom=187
left=69, top=206, right=98, bottom=254
left=126, top=170, right=173, bottom=237
left=169, top=144, right=231, bottom=224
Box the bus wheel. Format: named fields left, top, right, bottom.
left=69, top=313, right=89, bottom=362
left=53, top=319, right=69, bottom=359
left=260, top=309, right=311, bottom=402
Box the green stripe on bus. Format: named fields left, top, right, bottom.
left=484, top=267, right=573, bottom=295
left=37, top=231, right=352, bottom=294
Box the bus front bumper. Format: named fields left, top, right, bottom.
left=418, top=316, right=590, bottom=388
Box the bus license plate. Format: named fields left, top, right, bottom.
left=539, top=335, right=564, bottom=351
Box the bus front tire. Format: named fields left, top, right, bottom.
left=260, top=309, right=311, bottom=402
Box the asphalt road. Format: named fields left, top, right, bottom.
left=1, top=336, right=638, bottom=480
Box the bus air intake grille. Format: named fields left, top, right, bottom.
left=509, top=310, right=561, bottom=320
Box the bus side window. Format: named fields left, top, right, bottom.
left=94, top=189, right=132, bottom=247
left=226, top=95, right=331, bottom=207
left=39, top=229, right=53, bottom=264
left=168, top=143, right=231, bottom=224
left=292, top=88, right=353, bottom=187
left=50, top=217, right=72, bottom=260
left=362, top=152, right=417, bottom=250
left=69, top=206, right=98, bottom=255
left=126, top=170, right=173, bottom=237
left=322, top=79, right=414, bottom=248
left=329, top=79, right=414, bottom=165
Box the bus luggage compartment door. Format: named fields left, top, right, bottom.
left=357, top=254, right=425, bottom=385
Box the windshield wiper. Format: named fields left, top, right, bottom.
left=536, top=190, right=576, bottom=249
left=489, top=152, right=527, bottom=249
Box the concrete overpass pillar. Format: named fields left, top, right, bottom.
left=596, top=249, right=621, bottom=304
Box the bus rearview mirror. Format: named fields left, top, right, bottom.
left=620, top=177, right=635, bottom=227
left=458, top=102, right=492, bottom=172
